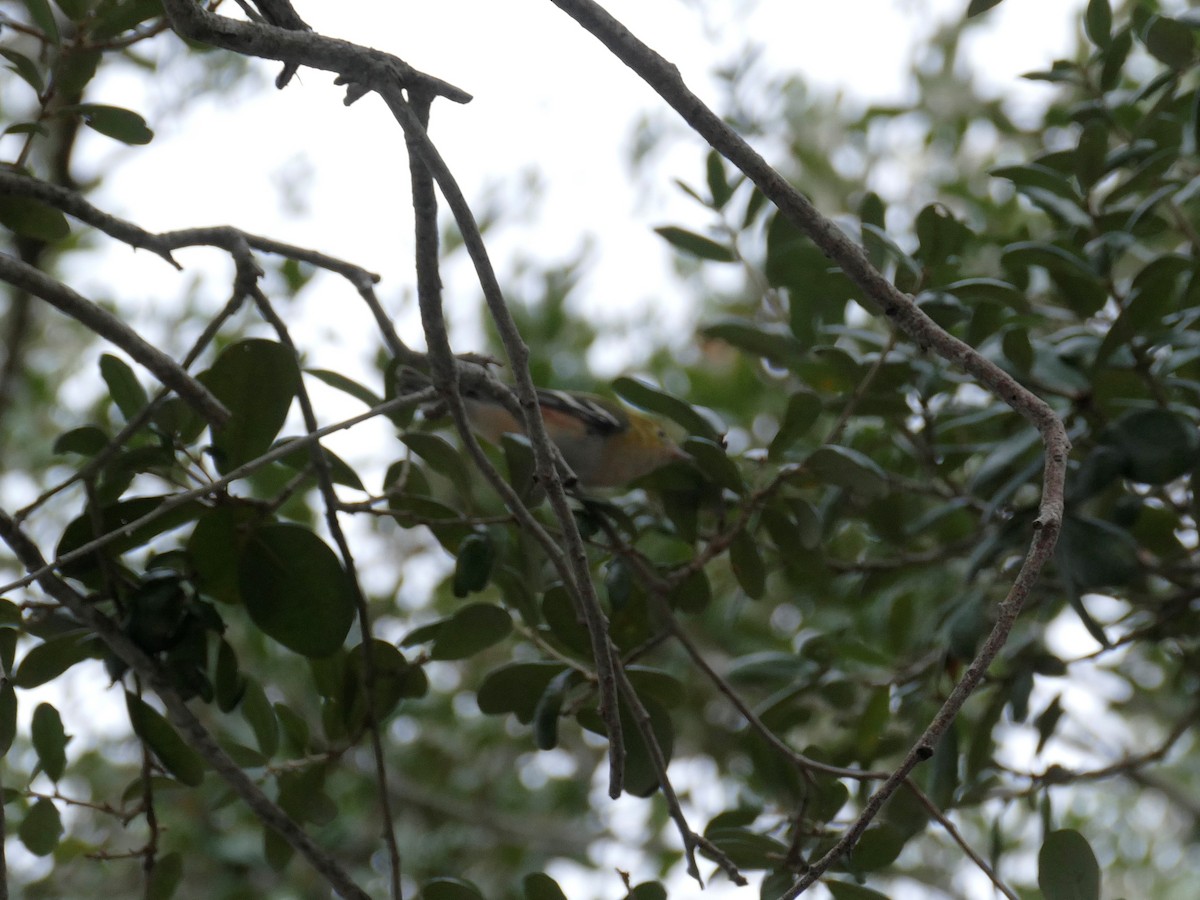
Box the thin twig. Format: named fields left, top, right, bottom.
left=251, top=284, right=404, bottom=899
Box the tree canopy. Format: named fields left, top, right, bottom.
left=0, top=1, right=1198, bottom=899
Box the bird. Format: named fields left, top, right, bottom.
left=462, top=387, right=689, bottom=488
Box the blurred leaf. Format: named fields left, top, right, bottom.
left=21, top=0, right=60, bottom=43
left=1039, top=829, right=1101, bottom=900
left=965, top=0, right=1005, bottom=17
left=654, top=226, right=736, bottom=262
left=1104, top=408, right=1198, bottom=485
left=19, top=798, right=62, bottom=857
left=403, top=603, right=512, bottom=661
left=65, top=103, right=153, bottom=144
left=612, top=377, right=722, bottom=440
left=53, top=425, right=109, bottom=456
left=0, top=194, right=70, bottom=241
left=13, top=633, right=97, bottom=688
left=1057, top=515, right=1139, bottom=590
left=1143, top=16, right=1196, bottom=69
left=1085, top=0, right=1112, bottom=48
left=31, top=702, right=67, bottom=781
left=477, top=662, right=568, bottom=723
left=423, top=877, right=485, bottom=900
left=99, top=353, right=149, bottom=420
left=523, top=872, right=568, bottom=900
left=805, top=445, right=889, bottom=499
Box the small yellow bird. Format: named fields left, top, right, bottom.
left=464, top=388, right=688, bottom=488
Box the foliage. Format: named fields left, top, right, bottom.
left=0, top=1, right=1198, bottom=900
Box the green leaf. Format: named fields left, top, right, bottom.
left=826, top=880, right=892, bottom=900
left=965, top=0, right=1005, bottom=17
left=452, top=532, right=495, bottom=598
left=0, top=47, right=45, bottom=94
left=69, top=103, right=154, bottom=144
left=53, top=425, right=109, bottom=456
left=653, top=226, right=736, bottom=262
left=1085, top=0, right=1112, bottom=47
left=91, top=0, right=162, bottom=39
left=915, top=203, right=971, bottom=266
left=22, top=0, right=60, bottom=43
left=0, top=194, right=70, bottom=241
left=768, top=389, right=821, bottom=461
left=422, top=878, right=485, bottom=900
left=237, top=524, right=356, bottom=658
left=611, top=376, right=721, bottom=440
left=406, top=603, right=511, bottom=661
left=56, top=496, right=205, bottom=582
left=1039, top=829, right=1101, bottom=900
left=271, top=437, right=365, bottom=490
left=729, top=531, right=766, bottom=599
left=31, top=702, right=67, bottom=781
left=1104, top=409, right=1198, bottom=485
left=705, top=149, right=733, bottom=209
left=477, top=662, right=568, bottom=723
left=99, top=353, right=149, bottom=420
left=146, top=850, right=183, bottom=900
left=19, top=797, right=62, bottom=857
left=1143, top=16, right=1196, bottom=70
left=13, top=632, right=97, bottom=688
left=241, top=678, right=279, bottom=758
left=125, top=692, right=205, bottom=786
left=0, top=683, right=17, bottom=756
left=1057, top=515, right=1139, bottom=590
left=701, top=318, right=805, bottom=369
left=306, top=368, right=383, bottom=408
left=200, top=339, right=300, bottom=475
left=532, top=668, right=575, bottom=750
left=523, top=872, right=568, bottom=900
left=1074, top=119, right=1109, bottom=191
left=402, top=432, right=473, bottom=494
left=805, top=445, right=889, bottom=500
left=683, top=436, right=744, bottom=493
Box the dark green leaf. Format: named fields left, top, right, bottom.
left=965, top=0, right=1005, bottom=17
left=422, top=877, right=485, bottom=900
left=477, top=662, right=568, bottom=723
left=654, top=226, right=736, bottom=262
left=22, top=0, right=60, bottom=43
left=402, top=432, right=473, bottom=493
left=826, top=880, right=892, bottom=900
left=611, top=377, right=721, bottom=441
left=68, top=103, right=154, bottom=144
left=1104, top=409, right=1198, bottom=484
left=53, top=425, right=109, bottom=456
left=200, top=339, right=300, bottom=475
left=19, top=797, right=62, bottom=857
left=523, top=872, right=568, bottom=900
left=1039, top=829, right=1101, bottom=900
left=705, top=149, right=733, bottom=209
left=806, top=445, right=889, bottom=500
left=91, top=0, right=162, bottom=39
left=271, top=437, right=365, bottom=490
left=0, top=194, right=70, bottom=241
left=683, top=436, right=744, bottom=493
left=306, top=368, right=383, bottom=407
left=241, top=678, right=279, bottom=758
left=1143, top=16, right=1196, bottom=69
left=1057, top=515, right=1139, bottom=590
left=146, top=850, right=183, bottom=900
left=0, top=48, right=45, bottom=93
left=99, top=353, right=149, bottom=420
left=431, top=603, right=511, bottom=660
left=13, top=633, right=96, bottom=688
left=729, top=531, right=766, bottom=599
left=237, top=524, right=355, bottom=658
left=453, top=532, right=495, bottom=598
left=532, top=668, right=575, bottom=750
left=125, top=692, right=205, bottom=786
left=1085, top=0, right=1112, bottom=47
left=1074, top=119, right=1109, bottom=190
left=31, top=702, right=67, bottom=781
left=0, top=683, right=16, bottom=756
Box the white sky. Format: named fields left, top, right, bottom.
left=12, top=0, right=1116, bottom=896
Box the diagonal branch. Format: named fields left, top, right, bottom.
left=0, top=252, right=229, bottom=427
left=545, top=0, right=1070, bottom=892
